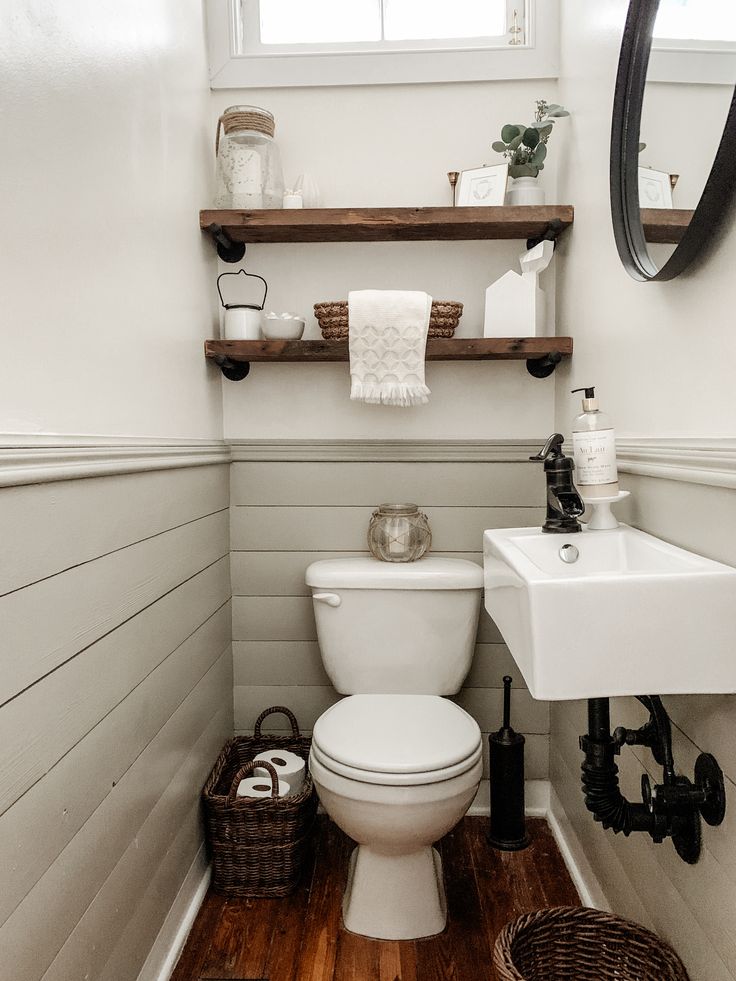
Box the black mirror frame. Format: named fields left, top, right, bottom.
left=611, top=0, right=736, bottom=281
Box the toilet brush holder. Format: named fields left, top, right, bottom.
left=488, top=676, right=529, bottom=851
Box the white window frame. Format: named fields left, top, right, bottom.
left=205, top=0, right=559, bottom=88
left=651, top=39, right=736, bottom=86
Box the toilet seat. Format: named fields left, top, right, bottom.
left=311, top=740, right=482, bottom=786
left=311, top=694, right=482, bottom=787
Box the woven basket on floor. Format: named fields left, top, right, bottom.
left=493, top=907, right=690, bottom=981
left=314, top=299, right=463, bottom=339
left=202, top=706, right=318, bottom=898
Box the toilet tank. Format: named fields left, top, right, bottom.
left=305, top=557, right=483, bottom=695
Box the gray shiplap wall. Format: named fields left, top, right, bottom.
left=230, top=456, right=550, bottom=781
left=551, top=472, right=736, bottom=981
left=0, top=462, right=232, bottom=981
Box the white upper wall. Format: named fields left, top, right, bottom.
left=212, top=81, right=561, bottom=439
left=555, top=0, right=736, bottom=437
left=641, top=81, right=732, bottom=210
left=0, top=0, right=223, bottom=439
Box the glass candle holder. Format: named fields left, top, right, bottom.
left=367, top=504, right=432, bottom=563
left=215, top=105, right=284, bottom=209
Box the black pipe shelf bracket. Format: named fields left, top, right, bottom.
left=207, top=223, right=246, bottom=263
left=580, top=696, right=726, bottom=865
left=526, top=350, right=562, bottom=378
left=526, top=217, right=567, bottom=251
left=214, top=355, right=250, bottom=381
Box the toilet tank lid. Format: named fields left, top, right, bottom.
left=305, top=557, right=483, bottom=590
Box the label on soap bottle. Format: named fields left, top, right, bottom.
left=572, top=429, right=617, bottom=485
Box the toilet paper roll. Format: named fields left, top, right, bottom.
left=236, top=776, right=291, bottom=799
left=253, top=749, right=306, bottom=795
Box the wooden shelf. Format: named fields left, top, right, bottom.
left=642, top=208, right=694, bottom=244
left=200, top=206, right=574, bottom=245
left=201, top=208, right=575, bottom=380
left=205, top=337, right=573, bottom=381
left=206, top=337, right=572, bottom=362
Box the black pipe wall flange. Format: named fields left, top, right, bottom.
left=206, top=223, right=247, bottom=263
left=696, top=752, right=727, bottom=826
left=526, top=218, right=566, bottom=251
left=526, top=351, right=562, bottom=378
left=214, top=356, right=250, bottom=381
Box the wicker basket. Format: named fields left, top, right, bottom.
left=314, top=299, right=463, bottom=339
left=202, top=706, right=318, bottom=898
left=493, top=907, right=690, bottom=981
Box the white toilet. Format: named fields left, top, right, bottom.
left=305, top=556, right=484, bottom=940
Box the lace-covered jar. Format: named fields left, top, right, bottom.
left=215, top=105, right=284, bottom=209
left=367, top=504, right=432, bottom=563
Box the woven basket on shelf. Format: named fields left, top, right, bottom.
left=202, top=706, right=318, bottom=898
left=314, top=299, right=463, bottom=339
left=493, top=907, right=690, bottom=981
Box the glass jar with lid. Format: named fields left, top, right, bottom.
left=215, top=105, right=284, bottom=209
left=367, top=504, right=432, bottom=563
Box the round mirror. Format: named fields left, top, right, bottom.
left=611, top=0, right=736, bottom=280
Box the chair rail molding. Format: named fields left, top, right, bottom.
left=0, top=435, right=230, bottom=487
left=616, top=438, right=736, bottom=489
left=227, top=439, right=547, bottom=463
left=4, top=436, right=730, bottom=487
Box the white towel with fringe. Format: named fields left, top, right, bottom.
left=348, top=289, right=432, bottom=406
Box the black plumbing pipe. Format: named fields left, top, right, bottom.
left=637, top=695, right=676, bottom=782
left=581, top=698, right=654, bottom=836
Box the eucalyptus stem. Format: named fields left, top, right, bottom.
left=492, top=99, right=570, bottom=179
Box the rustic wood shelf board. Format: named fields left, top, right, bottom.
left=641, top=208, right=695, bottom=244
left=205, top=336, right=573, bottom=363
left=200, top=206, right=574, bottom=244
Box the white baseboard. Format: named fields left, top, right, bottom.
left=467, top=778, right=549, bottom=818
left=546, top=787, right=610, bottom=911
left=467, top=777, right=491, bottom=816
left=137, top=843, right=211, bottom=981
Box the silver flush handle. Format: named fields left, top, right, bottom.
left=312, top=592, right=341, bottom=608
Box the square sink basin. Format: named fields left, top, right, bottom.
left=483, top=524, right=736, bottom=700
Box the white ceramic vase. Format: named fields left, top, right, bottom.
left=506, top=176, right=546, bottom=206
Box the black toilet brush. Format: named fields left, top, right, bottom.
left=488, top=676, right=529, bottom=850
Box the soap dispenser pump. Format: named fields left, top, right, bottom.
left=571, top=386, right=619, bottom=500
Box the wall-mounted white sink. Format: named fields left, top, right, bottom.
left=483, top=525, right=736, bottom=700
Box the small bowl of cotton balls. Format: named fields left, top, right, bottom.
left=261, top=312, right=306, bottom=340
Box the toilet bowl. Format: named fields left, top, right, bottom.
left=310, top=694, right=482, bottom=940
left=305, top=556, right=485, bottom=941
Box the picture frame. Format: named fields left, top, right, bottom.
left=456, top=164, right=509, bottom=206
left=638, top=166, right=674, bottom=209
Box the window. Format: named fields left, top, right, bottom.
left=205, top=0, right=558, bottom=88
left=650, top=0, right=736, bottom=85
left=654, top=0, right=736, bottom=43
left=255, top=0, right=511, bottom=48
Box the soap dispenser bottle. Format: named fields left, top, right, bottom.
left=571, top=386, right=619, bottom=499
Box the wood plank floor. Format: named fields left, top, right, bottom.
left=172, top=817, right=580, bottom=981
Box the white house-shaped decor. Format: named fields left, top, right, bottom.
left=483, top=240, right=554, bottom=338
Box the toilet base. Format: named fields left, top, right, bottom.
left=342, top=845, right=447, bottom=940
